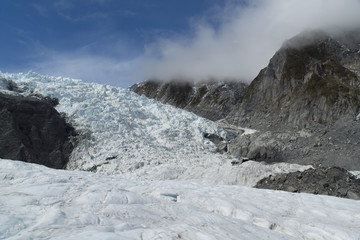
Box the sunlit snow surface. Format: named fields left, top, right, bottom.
left=1, top=72, right=360, bottom=239
left=1, top=160, right=360, bottom=240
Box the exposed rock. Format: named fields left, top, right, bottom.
left=131, top=80, right=248, bottom=121
left=255, top=166, right=360, bottom=200
left=133, top=30, right=360, bottom=171
left=0, top=92, right=76, bottom=169
left=203, top=133, right=228, bottom=153
left=228, top=131, right=284, bottom=162
left=0, top=78, right=23, bottom=93
left=347, top=191, right=360, bottom=200
left=227, top=30, right=360, bottom=130
left=29, top=93, right=60, bottom=107
left=228, top=118, right=360, bottom=170
left=227, top=30, right=360, bottom=170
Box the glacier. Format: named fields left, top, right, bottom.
left=0, top=71, right=311, bottom=184
left=0, top=71, right=359, bottom=239
left=1, top=159, right=360, bottom=240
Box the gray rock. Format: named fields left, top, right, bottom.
left=203, top=133, right=228, bottom=153
left=347, top=191, right=360, bottom=200
left=0, top=92, right=77, bottom=169
left=131, top=80, right=248, bottom=121
left=134, top=30, right=360, bottom=171
left=255, top=166, right=360, bottom=199
left=225, top=30, right=360, bottom=169
left=227, top=30, right=360, bottom=130
left=338, top=188, right=348, bottom=196
left=286, top=186, right=298, bottom=193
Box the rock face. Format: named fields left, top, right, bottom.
left=255, top=166, right=360, bottom=200
left=131, top=80, right=248, bottom=121
left=0, top=93, right=76, bottom=169
left=227, top=30, right=360, bottom=170
left=228, top=118, right=360, bottom=170
left=227, top=30, right=360, bottom=130
left=131, top=30, right=360, bottom=170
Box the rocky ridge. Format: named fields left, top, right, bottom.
left=131, top=80, right=248, bottom=121
left=0, top=78, right=76, bottom=169
left=227, top=30, right=360, bottom=170
left=227, top=30, right=360, bottom=130
left=131, top=30, right=360, bottom=172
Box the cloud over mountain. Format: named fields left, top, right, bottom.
left=142, top=0, right=360, bottom=82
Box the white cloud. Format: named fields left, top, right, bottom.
left=141, top=0, right=360, bottom=83
left=32, top=51, right=141, bottom=88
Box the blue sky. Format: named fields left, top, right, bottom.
left=0, top=0, right=226, bottom=87
left=1, top=0, right=360, bottom=87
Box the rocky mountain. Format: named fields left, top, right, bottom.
left=132, top=30, right=360, bottom=170
left=227, top=30, right=360, bottom=130
left=131, top=80, right=248, bottom=121
left=0, top=79, right=76, bottom=169
left=227, top=30, right=360, bottom=170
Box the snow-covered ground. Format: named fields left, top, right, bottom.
left=1, top=159, right=360, bottom=240
left=1, top=71, right=360, bottom=239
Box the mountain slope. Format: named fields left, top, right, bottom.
left=227, top=30, right=360, bottom=129
left=130, top=30, right=360, bottom=170
left=226, top=30, right=360, bottom=169
left=131, top=80, right=248, bottom=121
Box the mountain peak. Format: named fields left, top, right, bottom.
left=227, top=30, right=360, bottom=130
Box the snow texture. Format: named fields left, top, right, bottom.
left=1, top=71, right=359, bottom=239
left=1, top=159, right=360, bottom=240
left=0, top=71, right=310, bottom=185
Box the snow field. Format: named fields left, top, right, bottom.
left=1, top=160, right=360, bottom=240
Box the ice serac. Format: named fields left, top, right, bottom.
left=227, top=30, right=360, bottom=130
left=0, top=92, right=76, bottom=169
left=131, top=80, right=248, bottom=121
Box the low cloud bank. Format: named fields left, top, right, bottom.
left=32, top=51, right=140, bottom=87
left=142, top=0, right=360, bottom=83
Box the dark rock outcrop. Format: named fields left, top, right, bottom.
left=255, top=166, right=360, bottom=200
left=131, top=80, right=248, bottom=121
left=0, top=78, right=23, bottom=93
left=0, top=92, right=76, bottom=169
